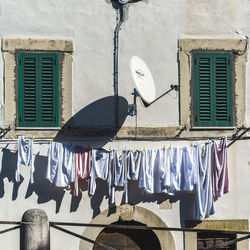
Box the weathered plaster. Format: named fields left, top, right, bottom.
left=117, top=126, right=179, bottom=137
left=3, top=52, right=16, bottom=131
left=2, top=39, right=73, bottom=52
left=79, top=204, right=176, bottom=250
left=178, top=39, right=248, bottom=129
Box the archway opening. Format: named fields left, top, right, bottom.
left=93, top=220, right=161, bottom=250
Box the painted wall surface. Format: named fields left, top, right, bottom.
left=1, top=0, right=250, bottom=127
left=1, top=140, right=250, bottom=249
left=0, top=0, right=250, bottom=249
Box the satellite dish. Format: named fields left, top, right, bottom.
left=130, top=56, right=156, bottom=104
left=128, top=56, right=178, bottom=116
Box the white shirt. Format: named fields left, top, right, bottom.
left=16, top=136, right=34, bottom=183
left=89, top=149, right=112, bottom=197
left=46, top=142, right=75, bottom=187
left=194, top=142, right=215, bottom=220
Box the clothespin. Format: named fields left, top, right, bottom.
left=190, top=142, right=193, bottom=147
left=124, top=146, right=127, bottom=151
left=143, top=146, right=145, bottom=152
left=163, top=145, right=165, bottom=150
left=109, top=145, right=112, bottom=151
left=169, top=144, right=171, bottom=149
left=18, top=131, right=21, bottom=136
left=50, top=138, right=54, bottom=143
left=31, top=134, right=34, bottom=139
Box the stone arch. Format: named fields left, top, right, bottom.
left=79, top=204, right=176, bottom=250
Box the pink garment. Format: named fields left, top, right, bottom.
left=213, top=138, right=229, bottom=198
left=74, top=147, right=91, bottom=196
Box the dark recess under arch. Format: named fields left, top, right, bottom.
left=93, top=220, right=162, bottom=250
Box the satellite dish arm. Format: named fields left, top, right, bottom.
left=128, top=84, right=178, bottom=116
left=145, top=84, right=179, bottom=107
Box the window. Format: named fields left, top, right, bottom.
left=18, top=52, right=59, bottom=127
left=185, top=219, right=249, bottom=250
left=193, top=52, right=233, bottom=127
left=197, top=231, right=237, bottom=249
left=2, top=39, right=73, bottom=137
left=178, top=39, right=247, bottom=130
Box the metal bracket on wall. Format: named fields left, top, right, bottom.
left=0, top=126, right=11, bottom=138
left=227, top=126, right=250, bottom=148
left=175, top=125, right=187, bottom=138
left=128, top=88, right=139, bottom=116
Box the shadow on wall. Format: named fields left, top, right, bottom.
left=24, top=154, right=65, bottom=213
left=90, top=180, right=196, bottom=220
left=0, top=147, right=197, bottom=218
left=55, top=96, right=128, bottom=145
left=0, top=149, right=89, bottom=214
left=90, top=179, right=184, bottom=219
left=0, top=96, right=129, bottom=214
left=25, top=154, right=88, bottom=213
left=0, top=147, right=23, bottom=200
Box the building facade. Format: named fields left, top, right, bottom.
left=0, top=0, right=250, bottom=249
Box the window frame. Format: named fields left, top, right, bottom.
left=178, top=39, right=247, bottom=131
left=2, top=39, right=73, bottom=138
left=197, top=231, right=237, bottom=249
left=185, top=219, right=249, bottom=250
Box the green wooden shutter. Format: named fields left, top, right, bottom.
left=18, top=52, right=59, bottom=127
left=193, top=52, right=233, bottom=127
left=214, top=56, right=233, bottom=126
left=18, top=53, right=38, bottom=127
left=40, top=54, right=59, bottom=127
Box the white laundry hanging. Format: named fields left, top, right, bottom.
left=194, top=142, right=215, bottom=220
left=89, top=149, right=112, bottom=197
left=46, top=142, right=75, bottom=187
left=180, top=146, right=198, bottom=192
left=127, top=150, right=142, bottom=181
left=168, top=147, right=183, bottom=195
left=16, top=136, right=34, bottom=183
left=111, top=150, right=128, bottom=204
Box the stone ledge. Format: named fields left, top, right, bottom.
left=185, top=219, right=249, bottom=232
left=179, top=39, right=247, bottom=53
left=117, top=126, right=179, bottom=137
left=2, top=38, right=74, bottom=52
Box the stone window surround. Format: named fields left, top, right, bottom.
left=2, top=38, right=73, bottom=138
left=178, top=39, right=248, bottom=130
left=185, top=219, right=249, bottom=250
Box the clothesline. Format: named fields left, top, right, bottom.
left=15, top=136, right=229, bottom=221
left=1, top=135, right=250, bottom=143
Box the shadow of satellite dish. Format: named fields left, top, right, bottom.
left=55, top=96, right=128, bottom=143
